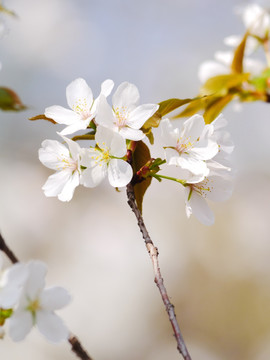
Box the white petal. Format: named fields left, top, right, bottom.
left=185, top=188, right=214, bottom=226
left=59, top=120, right=89, bottom=136
left=127, top=104, right=159, bottom=129
left=119, top=127, right=145, bottom=141
left=100, top=79, right=114, bottom=97
left=181, top=114, right=205, bottom=143
left=36, top=311, right=69, bottom=343
left=160, top=118, right=176, bottom=145
left=95, top=126, right=127, bottom=157
left=224, top=35, right=242, bottom=47
left=5, top=263, right=28, bottom=287
left=25, top=261, right=47, bottom=300
left=45, top=106, right=80, bottom=125
left=66, top=78, right=93, bottom=112
left=112, top=82, right=140, bottom=110
left=96, top=125, right=115, bottom=151
left=95, top=95, right=115, bottom=128
left=214, top=51, right=233, bottom=66
left=80, top=148, right=98, bottom=168
left=108, top=159, right=133, bottom=187
left=58, top=172, right=80, bottom=202
left=81, top=164, right=107, bottom=188
left=174, top=155, right=209, bottom=177
left=9, top=311, right=33, bottom=341
left=57, top=133, right=81, bottom=161
left=42, top=171, right=72, bottom=198
left=191, top=139, right=219, bottom=160
left=40, top=287, right=71, bottom=311
left=109, top=133, right=127, bottom=158
left=211, top=114, right=228, bottom=131
left=0, top=286, right=21, bottom=308
left=198, top=61, right=229, bottom=83
left=205, top=176, right=233, bottom=202
left=91, top=79, right=114, bottom=114
left=39, top=140, right=69, bottom=170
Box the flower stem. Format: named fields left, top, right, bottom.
left=153, top=173, right=186, bottom=185
left=126, top=183, right=192, bottom=360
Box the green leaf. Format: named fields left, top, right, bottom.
left=158, top=98, right=194, bottom=116
left=173, top=96, right=208, bottom=118
left=29, top=114, right=56, bottom=124
left=132, top=141, right=152, bottom=213
left=203, top=94, right=234, bottom=124
left=200, top=73, right=250, bottom=97
left=143, top=111, right=162, bottom=129
left=231, top=33, right=248, bottom=74
left=0, top=308, right=13, bottom=326
left=0, top=87, right=26, bottom=111
left=71, top=134, right=95, bottom=141
left=143, top=97, right=195, bottom=129
left=249, top=67, right=270, bottom=91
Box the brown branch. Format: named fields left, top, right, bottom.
left=0, top=232, right=19, bottom=264
left=69, top=336, right=93, bottom=360
left=0, top=231, right=93, bottom=360
left=126, top=183, right=192, bottom=360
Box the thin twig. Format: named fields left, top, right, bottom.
left=126, top=183, right=192, bottom=360
left=0, top=231, right=93, bottom=360
left=69, top=336, right=93, bottom=360
left=0, top=232, right=19, bottom=264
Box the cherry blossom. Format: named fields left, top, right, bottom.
left=45, top=78, right=114, bottom=135
left=183, top=168, right=233, bottom=226
left=80, top=126, right=133, bottom=188
left=9, top=261, right=71, bottom=343
left=95, top=82, right=159, bottom=140
left=160, top=116, right=218, bottom=177
left=198, top=50, right=265, bottom=84
left=0, top=254, right=28, bottom=309
left=39, top=133, right=84, bottom=202
left=202, top=114, right=234, bottom=166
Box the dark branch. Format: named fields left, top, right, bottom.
left=69, top=336, right=94, bottom=360
left=0, top=232, right=19, bottom=263
left=126, top=183, right=192, bottom=360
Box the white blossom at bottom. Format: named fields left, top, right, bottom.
left=184, top=171, right=233, bottom=226
left=9, top=261, right=71, bottom=343
left=0, top=254, right=28, bottom=309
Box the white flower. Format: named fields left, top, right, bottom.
left=160, top=116, right=218, bottom=177
left=9, top=261, right=71, bottom=343
left=202, top=114, right=234, bottom=165
left=183, top=169, right=233, bottom=226
left=224, top=4, right=270, bottom=55
left=95, top=82, right=159, bottom=140
left=39, top=133, right=83, bottom=202
left=240, top=3, right=270, bottom=39
left=0, top=254, right=28, bottom=309
left=80, top=126, right=133, bottom=188
left=198, top=51, right=265, bottom=84
left=45, top=78, right=114, bottom=135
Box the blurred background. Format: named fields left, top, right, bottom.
left=1, top=0, right=270, bottom=359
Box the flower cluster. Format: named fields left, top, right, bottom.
left=39, top=78, right=158, bottom=201
left=159, top=114, right=233, bottom=225
left=198, top=3, right=268, bottom=85
left=39, top=78, right=234, bottom=225
left=0, top=254, right=70, bottom=343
